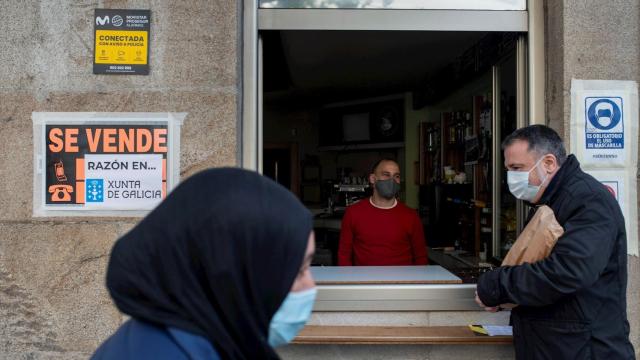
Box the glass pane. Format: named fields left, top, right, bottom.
left=260, top=0, right=526, bottom=10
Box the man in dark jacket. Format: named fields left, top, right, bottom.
left=476, top=125, right=635, bottom=359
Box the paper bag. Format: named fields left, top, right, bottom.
left=499, top=205, right=564, bottom=308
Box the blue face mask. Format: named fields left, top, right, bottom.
left=268, top=287, right=317, bottom=347
left=507, top=157, right=548, bottom=202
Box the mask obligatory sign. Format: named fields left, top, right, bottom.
left=570, top=80, right=639, bottom=256
left=94, top=9, right=150, bottom=75
left=33, top=113, right=185, bottom=216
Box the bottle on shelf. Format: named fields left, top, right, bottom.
left=464, top=112, right=473, bottom=138
left=479, top=94, right=492, bottom=161
left=426, top=124, right=439, bottom=153
left=448, top=112, right=457, bottom=144
left=455, top=111, right=465, bottom=144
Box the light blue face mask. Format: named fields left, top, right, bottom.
left=268, top=287, right=317, bottom=347
left=507, top=157, right=548, bottom=202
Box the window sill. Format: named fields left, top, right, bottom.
left=293, top=325, right=512, bottom=345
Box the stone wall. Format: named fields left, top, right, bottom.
left=1, top=0, right=638, bottom=359
left=0, top=0, right=239, bottom=358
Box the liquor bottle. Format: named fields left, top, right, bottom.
left=426, top=124, right=438, bottom=152
left=481, top=94, right=492, bottom=136
left=448, top=112, right=456, bottom=144
left=479, top=94, right=492, bottom=161
left=484, top=94, right=492, bottom=159
left=464, top=112, right=472, bottom=138
left=478, top=97, right=487, bottom=160
left=455, top=112, right=465, bottom=144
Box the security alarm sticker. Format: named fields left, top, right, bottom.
left=94, top=9, right=150, bottom=75
left=585, top=97, right=624, bottom=150
left=45, top=125, right=167, bottom=210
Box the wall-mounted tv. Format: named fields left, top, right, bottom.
left=319, top=99, right=404, bottom=147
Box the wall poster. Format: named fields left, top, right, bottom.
left=33, top=113, right=185, bottom=217
left=94, top=9, right=150, bottom=75
left=571, top=80, right=638, bottom=256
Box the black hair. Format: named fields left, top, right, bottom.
left=370, top=158, right=398, bottom=174
left=502, top=125, right=567, bottom=166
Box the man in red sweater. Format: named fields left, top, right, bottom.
left=338, top=159, right=428, bottom=266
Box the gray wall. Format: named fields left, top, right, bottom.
left=0, top=0, right=239, bottom=358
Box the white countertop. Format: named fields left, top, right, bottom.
left=311, top=265, right=462, bottom=284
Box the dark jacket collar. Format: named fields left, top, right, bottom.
left=534, top=154, right=580, bottom=206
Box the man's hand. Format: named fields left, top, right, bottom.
left=475, top=291, right=500, bottom=312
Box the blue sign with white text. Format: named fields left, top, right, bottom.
left=585, top=97, right=624, bottom=149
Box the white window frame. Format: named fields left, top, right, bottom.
left=241, top=0, right=544, bottom=311
left=259, top=0, right=526, bottom=11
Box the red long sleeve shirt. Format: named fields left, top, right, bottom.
left=338, top=198, right=428, bottom=266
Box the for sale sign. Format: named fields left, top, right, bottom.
left=45, top=125, right=167, bottom=210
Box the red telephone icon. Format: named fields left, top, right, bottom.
left=49, top=185, right=74, bottom=202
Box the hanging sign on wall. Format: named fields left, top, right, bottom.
left=32, top=113, right=186, bottom=217
left=45, top=125, right=167, bottom=209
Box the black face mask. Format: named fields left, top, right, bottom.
left=374, top=178, right=400, bottom=199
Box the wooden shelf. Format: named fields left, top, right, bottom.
left=294, top=326, right=512, bottom=345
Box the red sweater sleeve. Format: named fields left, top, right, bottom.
left=338, top=208, right=354, bottom=266
left=410, top=212, right=428, bottom=265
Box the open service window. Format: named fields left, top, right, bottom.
left=243, top=2, right=543, bottom=310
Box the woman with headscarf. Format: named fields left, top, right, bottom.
left=92, top=168, right=316, bottom=359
